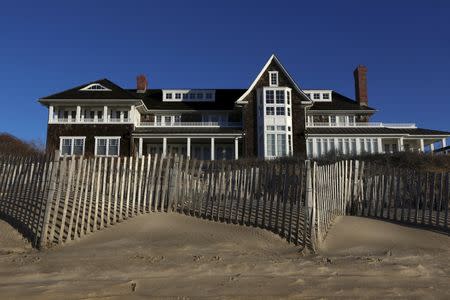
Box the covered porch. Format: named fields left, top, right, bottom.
left=132, top=134, right=243, bottom=160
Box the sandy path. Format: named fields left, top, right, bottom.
left=0, top=214, right=449, bottom=299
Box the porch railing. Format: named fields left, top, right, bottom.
left=137, top=121, right=243, bottom=128
left=306, top=122, right=416, bottom=128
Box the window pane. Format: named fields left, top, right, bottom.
left=307, top=139, right=313, bottom=158
left=277, top=134, right=286, bottom=156
left=97, top=139, right=107, bottom=155
left=276, top=90, right=285, bottom=104
left=276, top=107, right=285, bottom=115
left=108, top=139, right=119, bottom=156
left=266, top=134, right=276, bottom=156
left=73, top=139, right=84, bottom=155
left=317, top=138, right=322, bottom=156
left=266, top=107, right=274, bottom=115
left=61, top=138, right=72, bottom=155
left=265, top=90, right=274, bottom=103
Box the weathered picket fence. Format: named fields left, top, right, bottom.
left=311, top=160, right=450, bottom=245
left=0, top=154, right=310, bottom=249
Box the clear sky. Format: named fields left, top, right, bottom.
left=0, top=0, right=449, bottom=143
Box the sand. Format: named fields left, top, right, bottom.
left=0, top=214, right=449, bottom=299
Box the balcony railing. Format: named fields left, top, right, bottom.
left=137, top=121, right=243, bottom=128
left=306, top=122, right=416, bottom=128
left=50, top=118, right=131, bottom=124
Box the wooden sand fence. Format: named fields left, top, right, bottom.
left=0, top=153, right=448, bottom=251
left=311, top=160, right=450, bottom=246
left=0, top=153, right=312, bottom=249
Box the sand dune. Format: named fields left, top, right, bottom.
left=0, top=213, right=449, bottom=299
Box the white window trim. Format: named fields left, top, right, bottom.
left=94, top=136, right=121, bottom=157
left=269, top=71, right=279, bottom=87
left=59, top=136, right=86, bottom=156
left=80, top=83, right=111, bottom=91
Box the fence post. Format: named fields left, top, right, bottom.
left=305, top=160, right=317, bottom=252
left=38, top=150, right=60, bottom=249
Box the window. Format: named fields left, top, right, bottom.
left=384, top=144, right=391, bottom=153
left=288, top=135, right=292, bottom=155
left=330, top=115, right=336, bottom=125
left=269, top=71, right=278, bottom=86
left=95, top=137, right=120, bottom=156
left=206, top=93, right=213, bottom=99
left=313, top=93, right=320, bottom=100
left=71, top=111, right=76, bottom=120
left=80, top=83, right=111, bottom=91
left=323, top=139, right=328, bottom=154
left=338, top=116, right=346, bottom=125
left=287, top=91, right=291, bottom=105
left=197, top=93, right=203, bottom=99
left=276, top=125, right=286, bottom=131
left=123, top=111, right=128, bottom=120
left=276, top=107, right=285, bottom=115
left=351, top=139, right=357, bottom=155
left=317, top=139, right=322, bottom=156
left=307, top=139, right=313, bottom=158
left=265, top=90, right=275, bottom=103
left=60, top=137, right=85, bottom=156
left=277, top=134, right=286, bottom=156
left=330, top=139, right=335, bottom=152
left=183, top=93, right=189, bottom=100
left=174, top=115, right=181, bottom=123
left=366, top=139, right=372, bottom=153
left=166, top=93, right=173, bottom=99
left=266, top=134, right=276, bottom=156
left=266, top=107, right=275, bottom=115
left=175, top=93, right=181, bottom=99
left=374, top=139, right=379, bottom=153
left=275, top=90, right=285, bottom=104
left=165, top=116, right=172, bottom=124
left=97, top=111, right=103, bottom=120
left=156, top=115, right=162, bottom=124
left=360, top=139, right=366, bottom=153
left=344, top=139, right=350, bottom=154
left=338, top=139, right=343, bottom=154
left=287, top=108, right=291, bottom=116
left=266, top=125, right=275, bottom=131
left=288, top=126, right=291, bottom=131
left=323, top=93, right=330, bottom=100
left=348, top=116, right=355, bottom=125
left=189, top=93, right=196, bottom=99
left=306, top=93, right=311, bottom=99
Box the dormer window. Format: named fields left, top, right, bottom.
left=323, top=93, right=330, bottom=100
left=166, top=93, right=173, bottom=99
left=269, top=71, right=279, bottom=87
left=175, top=93, right=181, bottom=99
left=80, top=83, right=111, bottom=91
left=313, top=93, right=320, bottom=100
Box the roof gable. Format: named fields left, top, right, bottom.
left=39, top=78, right=138, bottom=101
left=236, top=54, right=312, bottom=105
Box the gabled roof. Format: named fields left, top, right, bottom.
left=309, top=91, right=376, bottom=112
left=129, top=89, right=246, bottom=111
left=39, top=78, right=138, bottom=102
left=235, top=54, right=312, bottom=105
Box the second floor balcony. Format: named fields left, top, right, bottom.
left=137, top=121, right=243, bottom=128
left=306, top=122, right=417, bottom=128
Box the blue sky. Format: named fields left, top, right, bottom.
left=0, top=0, right=449, bottom=143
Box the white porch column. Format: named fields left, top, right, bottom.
left=48, top=106, right=54, bottom=123
left=419, top=139, right=425, bottom=153
left=234, top=138, right=239, bottom=160
left=442, top=138, right=447, bottom=149
left=138, top=138, right=143, bottom=157
left=76, top=106, right=81, bottom=123
left=130, top=105, right=135, bottom=123
left=211, top=138, right=215, bottom=160
left=398, top=137, right=404, bottom=152
left=162, top=137, right=167, bottom=157
left=103, top=106, right=108, bottom=123
left=377, top=138, right=383, bottom=154
left=430, top=142, right=435, bottom=153
left=187, top=137, right=191, bottom=158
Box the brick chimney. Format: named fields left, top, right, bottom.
left=136, top=74, right=148, bottom=93
left=353, top=65, right=368, bottom=107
